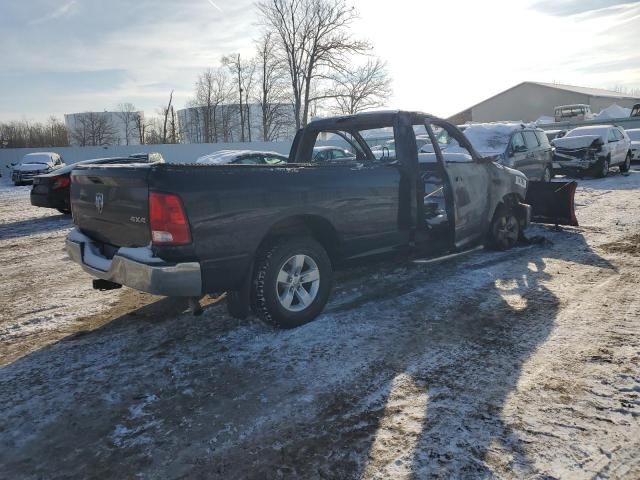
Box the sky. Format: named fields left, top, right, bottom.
left=0, top=0, right=639, bottom=122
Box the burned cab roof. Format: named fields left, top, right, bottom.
left=307, top=110, right=438, bottom=130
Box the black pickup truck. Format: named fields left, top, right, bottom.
left=66, top=111, right=534, bottom=328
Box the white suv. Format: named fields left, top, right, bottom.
left=552, top=125, right=631, bottom=177
left=626, top=128, right=640, bottom=161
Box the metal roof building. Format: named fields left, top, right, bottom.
left=449, top=82, right=640, bottom=124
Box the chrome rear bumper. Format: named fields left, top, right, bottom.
left=65, top=229, right=202, bottom=297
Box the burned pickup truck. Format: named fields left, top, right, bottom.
left=65, top=111, right=572, bottom=328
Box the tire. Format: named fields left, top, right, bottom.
left=253, top=237, right=333, bottom=329
left=595, top=156, right=610, bottom=178
left=487, top=204, right=520, bottom=251
left=620, top=152, right=631, bottom=173
left=57, top=208, right=71, bottom=215
left=542, top=165, right=552, bottom=182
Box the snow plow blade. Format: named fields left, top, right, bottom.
left=525, top=181, right=578, bottom=226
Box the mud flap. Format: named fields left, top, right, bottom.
left=525, top=181, right=578, bottom=227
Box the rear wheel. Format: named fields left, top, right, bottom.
left=487, top=204, right=520, bottom=251
left=253, top=237, right=333, bottom=329
left=620, top=152, right=631, bottom=173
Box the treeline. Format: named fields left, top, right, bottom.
left=0, top=117, right=69, bottom=148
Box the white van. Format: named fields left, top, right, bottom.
left=554, top=104, right=594, bottom=123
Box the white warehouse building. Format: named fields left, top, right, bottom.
left=64, top=111, right=144, bottom=147
left=449, top=82, right=640, bottom=124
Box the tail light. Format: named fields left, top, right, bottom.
left=52, top=176, right=71, bottom=190
left=149, top=192, right=191, bottom=245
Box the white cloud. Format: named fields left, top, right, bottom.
left=28, top=0, right=77, bottom=26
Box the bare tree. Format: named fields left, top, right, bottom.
left=331, top=58, right=391, bottom=115
left=115, top=103, right=139, bottom=145
left=222, top=54, right=248, bottom=141
left=255, top=31, right=292, bottom=141
left=160, top=90, right=174, bottom=144
left=144, top=117, right=164, bottom=145
left=135, top=113, right=148, bottom=145
left=257, top=0, right=370, bottom=127
left=70, top=112, right=117, bottom=146
left=243, top=59, right=257, bottom=142
left=194, top=68, right=232, bottom=143
left=169, top=105, right=179, bottom=144
left=0, top=117, right=69, bottom=148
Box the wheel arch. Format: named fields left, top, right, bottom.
left=256, top=214, right=341, bottom=265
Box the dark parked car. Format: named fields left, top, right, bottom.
left=66, top=111, right=543, bottom=329
left=463, top=123, right=554, bottom=181
left=31, top=153, right=164, bottom=214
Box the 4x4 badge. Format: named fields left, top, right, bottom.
left=95, top=192, right=104, bottom=214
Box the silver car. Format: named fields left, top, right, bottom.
left=552, top=125, right=632, bottom=177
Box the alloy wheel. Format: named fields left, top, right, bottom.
left=276, top=254, right=321, bottom=312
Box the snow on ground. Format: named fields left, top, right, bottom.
left=1, top=168, right=640, bottom=479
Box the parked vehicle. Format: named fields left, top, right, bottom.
left=545, top=129, right=567, bottom=142
left=371, top=135, right=431, bottom=159
left=554, top=104, right=594, bottom=123
left=462, top=123, right=553, bottom=181
left=552, top=125, right=632, bottom=177
left=31, top=153, right=164, bottom=214
left=197, top=150, right=288, bottom=165
left=66, top=111, right=570, bottom=329
left=311, top=146, right=355, bottom=162
left=626, top=128, right=640, bottom=161
left=11, top=152, right=64, bottom=185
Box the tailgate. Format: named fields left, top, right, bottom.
left=70, top=165, right=151, bottom=247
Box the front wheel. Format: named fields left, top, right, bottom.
left=487, top=204, right=520, bottom=251
left=595, top=156, right=610, bottom=178
left=253, top=237, right=333, bottom=329
left=620, top=152, right=631, bottom=173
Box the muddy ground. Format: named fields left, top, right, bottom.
left=1, top=169, right=640, bottom=479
